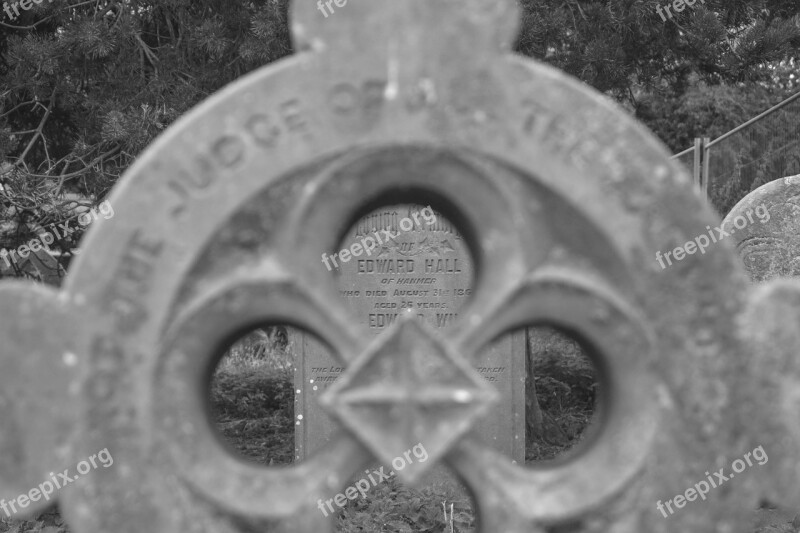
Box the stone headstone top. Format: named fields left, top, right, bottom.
left=332, top=204, right=472, bottom=333
left=722, top=175, right=800, bottom=282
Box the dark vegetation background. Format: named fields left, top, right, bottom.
left=0, top=1, right=799, bottom=532
left=0, top=0, right=799, bottom=268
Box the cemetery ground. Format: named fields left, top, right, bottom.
left=0, top=328, right=794, bottom=533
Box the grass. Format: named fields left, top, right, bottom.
left=211, top=364, right=295, bottom=466
left=334, top=476, right=475, bottom=533
left=0, top=509, right=66, bottom=533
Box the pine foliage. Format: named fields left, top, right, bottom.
left=516, top=0, right=800, bottom=148
left=0, top=0, right=291, bottom=273
left=0, top=0, right=798, bottom=274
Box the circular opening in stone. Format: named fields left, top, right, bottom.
left=445, top=323, right=602, bottom=468
left=522, top=326, right=601, bottom=465
left=208, top=324, right=300, bottom=467
left=329, top=203, right=476, bottom=332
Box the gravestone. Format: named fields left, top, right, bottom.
left=294, top=205, right=526, bottom=465
left=0, top=246, right=64, bottom=285
left=726, top=175, right=800, bottom=526
left=722, top=174, right=800, bottom=282
left=0, top=0, right=774, bottom=531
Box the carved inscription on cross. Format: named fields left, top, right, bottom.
left=0, top=1, right=776, bottom=532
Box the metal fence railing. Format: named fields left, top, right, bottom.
left=671, top=91, right=800, bottom=216
left=673, top=145, right=696, bottom=174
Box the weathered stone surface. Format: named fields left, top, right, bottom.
left=0, top=0, right=769, bottom=532
left=722, top=175, right=800, bottom=282
left=730, top=176, right=800, bottom=524
left=740, top=279, right=800, bottom=514
left=0, top=283, right=83, bottom=517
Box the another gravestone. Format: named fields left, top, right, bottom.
left=725, top=176, right=800, bottom=528
left=294, top=205, right=526, bottom=464
left=0, top=243, right=64, bottom=285
left=722, top=175, right=800, bottom=282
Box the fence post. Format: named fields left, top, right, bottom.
left=701, top=136, right=710, bottom=202
left=692, top=138, right=703, bottom=190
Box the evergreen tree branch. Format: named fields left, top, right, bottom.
left=15, top=86, right=57, bottom=168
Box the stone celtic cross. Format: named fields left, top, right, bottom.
left=1, top=1, right=797, bottom=532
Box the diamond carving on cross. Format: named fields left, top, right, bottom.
left=319, top=312, right=498, bottom=484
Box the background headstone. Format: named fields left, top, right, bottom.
left=0, top=244, right=65, bottom=286
left=727, top=176, right=800, bottom=527
left=722, top=174, right=800, bottom=282
left=294, top=205, right=526, bottom=465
